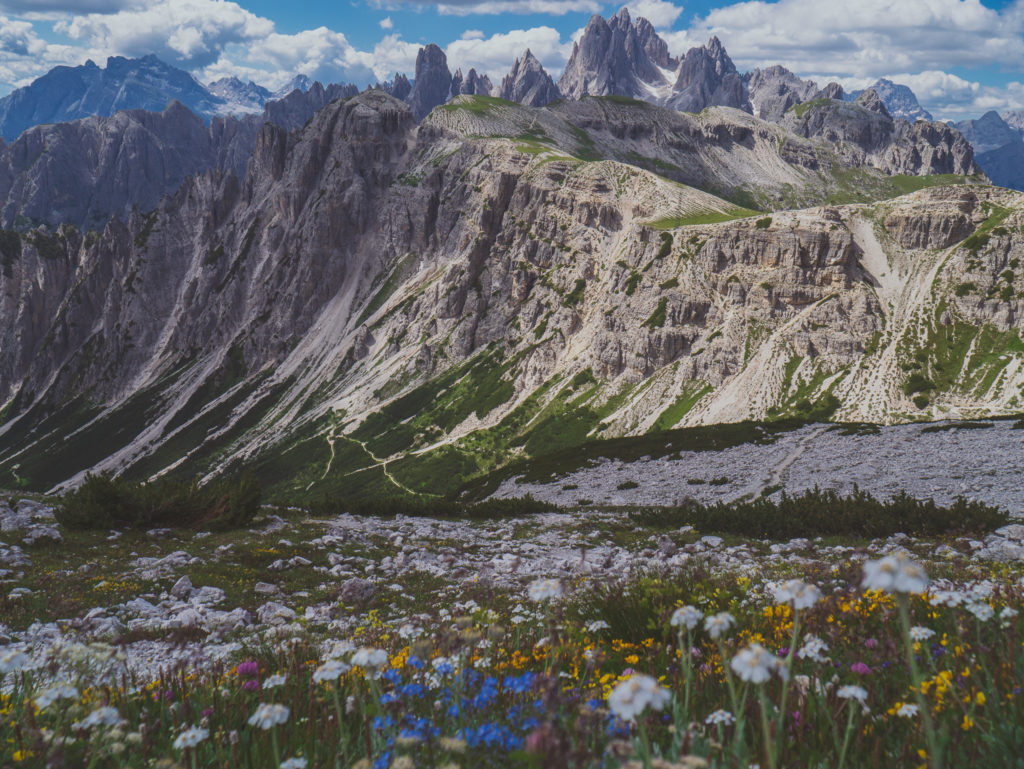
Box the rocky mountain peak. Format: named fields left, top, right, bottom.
left=746, top=64, right=818, bottom=121
left=499, top=49, right=561, bottom=107
left=855, top=88, right=892, bottom=119
left=451, top=68, right=493, bottom=98
left=817, top=82, right=845, bottom=100
left=667, top=37, right=751, bottom=113
left=634, top=16, right=674, bottom=69
left=408, top=44, right=453, bottom=120
left=847, top=79, right=932, bottom=122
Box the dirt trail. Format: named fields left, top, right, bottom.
left=755, top=425, right=828, bottom=496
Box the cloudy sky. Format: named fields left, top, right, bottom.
left=1, top=0, right=1022, bottom=120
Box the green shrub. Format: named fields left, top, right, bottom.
left=616, top=480, right=639, bottom=490
left=903, top=372, right=935, bottom=396
left=56, top=472, right=262, bottom=530
left=309, top=494, right=554, bottom=520
left=656, top=232, right=673, bottom=259
left=630, top=486, right=1007, bottom=539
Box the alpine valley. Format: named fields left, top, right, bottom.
left=1, top=9, right=1023, bottom=504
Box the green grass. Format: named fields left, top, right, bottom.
left=439, top=94, right=518, bottom=115
left=791, top=97, right=833, bottom=119
left=643, top=297, right=669, bottom=329
left=647, top=208, right=761, bottom=229
left=653, top=382, right=712, bottom=431
left=887, top=174, right=975, bottom=195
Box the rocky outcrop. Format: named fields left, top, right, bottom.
left=783, top=94, right=979, bottom=177
left=665, top=37, right=750, bottom=114
left=816, top=82, right=844, bottom=101
left=558, top=9, right=673, bottom=100
left=882, top=187, right=981, bottom=250
left=0, top=101, right=259, bottom=230
left=451, top=69, right=493, bottom=97
left=558, top=12, right=748, bottom=114
left=499, top=50, right=560, bottom=107
left=262, top=81, right=358, bottom=132
left=746, top=66, right=818, bottom=121
left=408, top=45, right=453, bottom=121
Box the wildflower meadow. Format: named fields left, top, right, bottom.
left=2, top=528, right=1022, bottom=769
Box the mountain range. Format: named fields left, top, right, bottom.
left=0, top=13, right=1017, bottom=191
left=0, top=11, right=1021, bottom=501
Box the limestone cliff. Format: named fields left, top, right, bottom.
left=0, top=92, right=1018, bottom=502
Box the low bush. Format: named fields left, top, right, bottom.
left=56, top=471, right=261, bottom=530
left=310, top=494, right=554, bottom=520
left=630, top=486, right=1007, bottom=539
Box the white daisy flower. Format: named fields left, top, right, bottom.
left=248, top=703, right=290, bottom=730
left=35, top=683, right=78, bottom=711
left=704, top=612, right=735, bottom=640
left=76, top=706, right=121, bottom=730
left=173, top=726, right=209, bottom=750
left=966, top=602, right=994, bottom=622
left=527, top=578, right=563, bottom=602
left=896, top=703, right=919, bottom=718
left=312, top=660, right=350, bottom=683
left=705, top=709, right=735, bottom=726
left=0, top=649, right=30, bottom=674
left=773, top=579, right=822, bottom=610
left=797, top=634, right=830, bottom=663
left=280, top=758, right=308, bottom=769
left=861, top=553, right=928, bottom=594
left=606, top=674, right=671, bottom=722
left=731, top=643, right=785, bottom=684
left=670, top=605, right=702, bottom=631
left=837, top=685, right=868, bottom=704
left=351, top=648, right=388, bottom=678
left=909, top=626, right=935, bottom=642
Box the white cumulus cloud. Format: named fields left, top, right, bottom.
left=55, top=0, right=273, bottom=69
left=620, top=0, right=683, bottom=29
left=446, top=25, right=570, bottom=80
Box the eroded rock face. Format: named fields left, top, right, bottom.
left=666, top=37, right=751, bottom=114
left=783, top=95, right=979, bottom=177
left=746, top=66, right=818, bottom=121
left=408, top=45, right=453, bottom=121
left=883, top=188, right=981, bottom=250
left=451, top=69, right=494, bottom=98
left=0, top=90, right=1021, bottom=494
left=499, top=51, right=560, bottom=107
left=558, top=13, right=749, bottom=114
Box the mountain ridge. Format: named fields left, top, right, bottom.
left=0, top=91, right=1013, bottom=503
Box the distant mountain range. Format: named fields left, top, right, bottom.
left=0, top=56, right=318, bottom=142
left=0, top=18, right=1018, bottom=190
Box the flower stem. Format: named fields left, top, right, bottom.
left=897, top=593, right=942, bottom=769
left=837, top=702, right=856, bottom=769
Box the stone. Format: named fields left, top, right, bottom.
left=192, top=586, right=226, bottom=605
left=170, top=576, right=194, bottom=600
left=338, top=578, right=376, bottom=605
left=256, top=602, right=296, bottom=626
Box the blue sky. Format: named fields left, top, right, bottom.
left=1, top=0, right=1023, bottom=119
